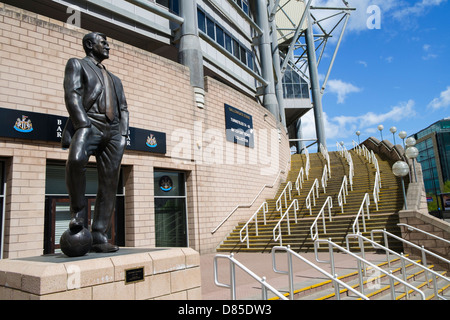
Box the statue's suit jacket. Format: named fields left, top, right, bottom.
left=62, top=56, right=129, bottom=148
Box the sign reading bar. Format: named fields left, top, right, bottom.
left=125, top=266, right=145, bottom=284
left=224, top=104, right=254, bottom=148
left=0, top=107, right=166, bottom=154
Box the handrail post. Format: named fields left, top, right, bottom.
left=383, top=229, right=390, bottom=267
left=400, top=253, right=409, bottom=299
left=357, top=259, right=365, bottom=296
left=287, top=246, right=294, bottom=300
left=421, top=246, right=429, bottom=285
left=333, top=274, right=340, bottom=300
left=230, top=254, right=237, bottom=300
left=389, top=270, right=396, bottom=300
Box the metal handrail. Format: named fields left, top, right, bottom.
left=315, top=237, right=426, bottom=300
left=239, top=202, right=269, bottom=248
left=304, top=148, right=310, bottom=180
left=373, top=171, right=380, bottom=211
left=321, top=164, right=328, bottom=193
left=276, top=181, right=292, bottom=213
left=211, top=165, right=287, bottom=234
left=337, top=175, right=348, bottom=213
left=214, top=253, right=288, bottom=300
left=305, top=178, right=320, bottom=215
left=273, top=199, right=299, bottom=246
left=370, top=228, right=450, bottom=295
left=320, top=144, right=331, bottom=178
left=272, top=245, right=369, bottom=300
left=348, top=232, right=449, bottom=300
left=352, top=193, right=371, bottom=234
left=295, top=167, right=305, bottom=195
left=310, top=196, right=333, bottom=241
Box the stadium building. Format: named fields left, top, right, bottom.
left=0, top=0, right=353, bottom=259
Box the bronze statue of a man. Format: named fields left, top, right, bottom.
left=60, top=32, right=129, bottom=256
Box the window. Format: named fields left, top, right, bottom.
left=198, top=9, right=206, bottom=33
left=154, top=170, right=188, bottom=247
left=206, top=17, right=215, bottom=39
left=232, top=39, right=240, bottom=59
left=233, top=0, right=250, bottom=15
left=156, top=0, right=179, bottom=15
left=225, top=33, right=232, bottom=53
left=216, top=25, right=224, bottom=47
left=282, top=67, right=310, bottom=99
left=197, top=7, right=255, bottom=71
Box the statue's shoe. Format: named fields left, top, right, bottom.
left=91, top=242, right=119, bottom=253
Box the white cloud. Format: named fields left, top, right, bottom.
left=422, top=44, right=438, bottom=60
left=427, top=87, right=450, bottom=110
left=300, top=100, right=417, bottom=141
left=326, top=79, right=361, bottom=103
left=393, top=0, right=447, bottom=19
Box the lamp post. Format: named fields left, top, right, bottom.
left=378, top=125, right=384, bottom=141
left=356, top=131, right=361, bottom=144
left=405, top=146, right=419, bottom=182
left=390, top=126, right=397, bottom=145
left=398, top=131, right=407, bottom=149
left=392, top=161, right=410, bottom=210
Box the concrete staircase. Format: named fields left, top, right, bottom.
left=217, top=149, right=405, bottom=253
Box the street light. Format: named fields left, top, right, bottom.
left=398, top=131, right=407, bottom=149
left=405, top=146, right=419, bottom=182
left=390, top=126, right=397, bottom=145
left=392, top=161, right=410, bottom=210
left=356, top=131, right=361, bottom=144
left=405, top=137, right=416, bottom=147
left=378, top=125, right=384, bottom=141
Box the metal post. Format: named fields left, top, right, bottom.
left=255, top=0, right=280, bottom=121
left=401, top=177, right=408, bottom=210
left=305, top=10, right=327, bottom=151
left=229, top=254, right=237, bottom=300
left=178, top=0, right=205, bottom=108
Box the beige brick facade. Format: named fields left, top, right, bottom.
left=0, top=3, right=290, bottom=258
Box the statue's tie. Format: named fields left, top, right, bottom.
left=98, top=63, right=115, bottom=121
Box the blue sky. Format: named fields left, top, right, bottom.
left=301, top=0, right=450, bottom=150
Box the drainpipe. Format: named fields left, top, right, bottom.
left=255, top=0, right=280, bottom=122
left=178, top=0, right=205, bottom=109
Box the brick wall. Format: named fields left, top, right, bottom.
left=0, top=3, right=290, bottom=257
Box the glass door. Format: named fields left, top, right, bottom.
left=44, top=163, right=125, bottom=254
left=154, top=170, right=188, bottom=247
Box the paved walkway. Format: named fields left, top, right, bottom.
left=200, top=251, right=388, bottom=300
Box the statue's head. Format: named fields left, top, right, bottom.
left=82, top=32, right=109, bottom=62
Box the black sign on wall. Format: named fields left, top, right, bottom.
left=0, top=107, right=166, bottom=154
left=224, top=104, right=254, bottom=148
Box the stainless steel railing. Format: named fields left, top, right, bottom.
left=348, top=232, right=449, bottom=300
left=315, top=237, right=426, bottom=300
left=214, top=253, right=288, bottom=300
left=272, top=245, right=369, bottom=300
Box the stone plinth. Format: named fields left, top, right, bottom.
left=0, top=247, right=201, bottom=300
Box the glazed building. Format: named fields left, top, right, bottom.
left=0, top=0, right=318, bottom=258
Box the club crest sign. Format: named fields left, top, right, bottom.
left=14, top=115, right=34, bottom=133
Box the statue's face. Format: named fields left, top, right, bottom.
left=90, top=34, right=110, bottom=61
